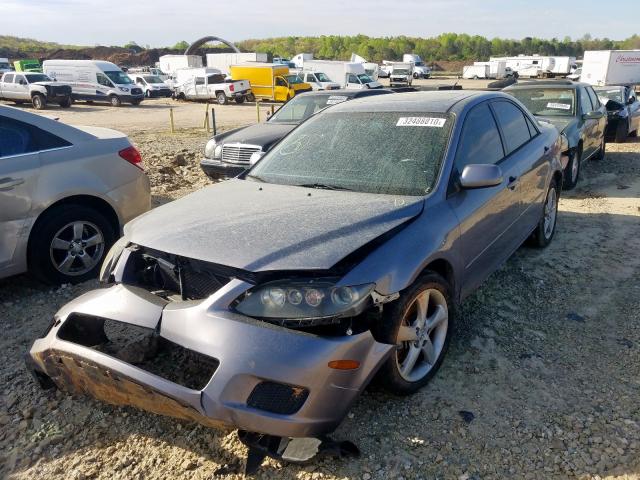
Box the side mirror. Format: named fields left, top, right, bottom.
left=459, top=164, right=503, bottom=189
left=628, top=97, right=636, bottom=106
left=249, top=151, right=265, bottom=166
left=19, top=80, right=26, bottom=85
left=583, top=110, right=604, bottom=120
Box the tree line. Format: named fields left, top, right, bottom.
left=234, top=33, right=640, bottom=62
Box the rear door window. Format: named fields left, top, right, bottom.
left=586, top=87, right=600, bottom=109
left=491, top=100, right=532, bottom=154
left=580, top=88, right=593, bottom=114
left=195, top=77, right=205, bottom=85
left=455, top=103, right=504, bottom=172
left=3, top=73, right=14, bottom=83
left=0, top=115, right=71, bottom=158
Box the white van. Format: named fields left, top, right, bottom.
left=43, top=60, right=145, bottom=106
left=128, top=73, right=172, bottom=98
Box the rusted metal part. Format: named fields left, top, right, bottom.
left=34, top=349, right=225, bottom=429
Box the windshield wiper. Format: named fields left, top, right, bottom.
left=295, top=183, right=352, bottom=191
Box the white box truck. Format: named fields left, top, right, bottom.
left=158, top=55, right=203, bottom=76
left=463, top=64, right=490, bottom=79
left=581, top=50, right=640, bottom=86
left=300, top=60, right=381, bottom=89
left=549, top=56, right=577, bottom=76
left=206, top=52, right=268, bottom=75
left=402, top=54, right=431, bottom=78
left=389, top=62, right=414, bottom=86
left=43, top=60, right=144, bottom=106
left=472, top=61, right=512, bottom=79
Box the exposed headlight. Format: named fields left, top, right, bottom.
left=214, top=145, right=222, bottom=159
left=235, top=279, right=374, bottom=321
left=204, top=138, right=218, bottom=159
left=560, top=133, right=569, bottom=153
left=99, top=236, right=129, bottom=283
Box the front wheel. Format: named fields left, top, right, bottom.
left=109, top=95, right=122, bottom=107
left=32, top=93, right=46, bottom=110
left=59, top=96, right=72, bottom=108
left=531, top=182, right=559, bottom=248
left=216, top=92, right=228, bottom=105
left=563, top=147, right=581, bottom=190
left=375, top=273, right=453, bottom=395
left=131, top=99, right=142, bottom=106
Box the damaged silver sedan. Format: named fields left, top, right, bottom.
left=27, top=91, right=563, bottom=472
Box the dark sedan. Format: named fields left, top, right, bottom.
left=594, top=86, right=640, bottom=142
left=199, top=88, right=393, bottom=179
left=504, top=80, right=607, bottom=190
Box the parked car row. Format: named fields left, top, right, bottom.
left=22, top=87, right=572, bottom=473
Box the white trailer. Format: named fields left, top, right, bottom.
left=463, top=64, right=490, bottom=79
left=300, top=60, right=382, bottom=89
left=206, top=52, right=268, bottom=75
left=580, top=50, right=640, bottom=86
left=158, top=55, right=203, bottom=76
left=548, top=56, right=577, bottom=76
left=472, top=61, right=511, bottom=79
left=490, top=55, right=555, bottom=78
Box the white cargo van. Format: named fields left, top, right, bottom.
left=299, top=71, right=340, bottom=90
left=581, top=50, right=640, bottom=86
left=43, top=60, right=144, bottom=106
left=128, top=73, right=172, bottom=98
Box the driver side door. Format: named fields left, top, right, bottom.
left=274, top=76, right=290, bottom=102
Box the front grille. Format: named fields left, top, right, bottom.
left=131, top=87, right=143, bottom=95
left=247, top=381, right=309, bottom=415
left=221, top=144, right=261, bottom=165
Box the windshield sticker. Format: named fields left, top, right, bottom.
left=326, top=95, right=349, bottom=105
left=396, top=117, right=446, bottom=127
left=546, top=102, right=571, bottom=110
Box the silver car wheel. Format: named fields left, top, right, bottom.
left=570, top=155, right=579, bottom=183
left=543, top=187, right=558, bottom=240
left=49, top=221, right=105, bottom=276
left=395, top=288, right=449, bottom=382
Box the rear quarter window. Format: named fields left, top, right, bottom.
left=0, top=115, right=71, bottom=158
left=491, top=100, right=532, bottom=154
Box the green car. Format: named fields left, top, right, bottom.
left=504, top=80, right=607, bottom=190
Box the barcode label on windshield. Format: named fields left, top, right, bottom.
left=396, top=117, right=446, bottom=127
left=547, top=102, right=571, bottom=110
left=326, top=96, right=349, bottom=105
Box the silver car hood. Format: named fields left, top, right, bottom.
left=125, top=179, right=424, bottom=272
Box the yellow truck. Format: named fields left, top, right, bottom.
left=229, top=63, right=312, bottom=102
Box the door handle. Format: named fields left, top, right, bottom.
left=544, top=145, right=550, bottom=152
left=507, top=176, right=519, bottom=190
left=0, top=177, right=25, bottom=191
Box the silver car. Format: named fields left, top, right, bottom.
left=28, top=91, right=562, bottom=472
left=0, top=105, right=150, bottom=283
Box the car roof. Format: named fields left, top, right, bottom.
left=326, top=90, right=503, bottom=114
left=296, top=88, right=393, bottom=99
left=504, top=80, right=589, bottom=90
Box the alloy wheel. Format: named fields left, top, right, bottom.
left=395, top=288, right=449, bottom=382
left=543, top=187, right=558, bottom=240
left=49, top=221, right=105, bottom=276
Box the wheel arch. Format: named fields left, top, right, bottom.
left=417, top=258, right=457, bottom=300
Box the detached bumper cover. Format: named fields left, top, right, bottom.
left=200, top=157, right=247, bottom=178
left=27, top=283, right=392, bottom=438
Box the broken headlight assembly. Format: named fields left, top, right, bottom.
left=235, top=279, right=374, bottom=324
left=99, top=236, right=129, bottom=283
left=204, top=138, right=222, bottom=160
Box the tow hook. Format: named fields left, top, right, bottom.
left=237, top=430, right=360, bottom=475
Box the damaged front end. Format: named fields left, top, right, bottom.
left=27, top=242, right=395, bottom=472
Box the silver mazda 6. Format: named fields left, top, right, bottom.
left=28, top=91, right=563, bottom=471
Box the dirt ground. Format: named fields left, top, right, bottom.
left=1, top=89, right=639, bottom=480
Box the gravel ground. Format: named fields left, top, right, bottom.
left=0, top=118, right=639, bottom=480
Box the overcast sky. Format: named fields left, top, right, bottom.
left=3, top=0, right=638, bottom=46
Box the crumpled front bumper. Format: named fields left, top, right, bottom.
left=27, top=281, right=393, bottom=438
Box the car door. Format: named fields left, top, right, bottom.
left=579, top=86, right=597, bottom=157
left=625, top=87, right=640, bottom=133
left=586, top=86, right=607, bottom=142
left=346, top=74, right=360, bottom=90
left=448, top=101, right=524, bottom=297
left=491, top=99, right=551, bottom=230
left=0, top=115, right=41, bottom=270
left=14, top=74, right=30, bottom=100
left=274, top=76, right=290, bottom=101
left=2, top=73, right=15, bottom=99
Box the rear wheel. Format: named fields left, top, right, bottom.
left=531, top=182, right=559, bottom=248
left=246, top=92, right=256, bottom=102
left=216, top=92, right=228, bottom=105
left=615, top=120, right=628, bottom=143
left=28, top=204, right=115, bottom=284
left=131, top=99, right=142, bottom=106
left=32, top=94, right=46, bottom=110
left=109, top=95, right=122, bottom=107
left=375, top=273, right=453, bottom=395
left=235, top=96, right=245, bottom=104
left=563, top=147, right=581, bottom=190
left=59, top=96, right=72, bottom=108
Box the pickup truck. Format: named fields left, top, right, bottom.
left=173, top=68, right=252, bottom=105
left=0, top=72, right=72, bottom=109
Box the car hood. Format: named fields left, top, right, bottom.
left=220, top=122, right=297, bottom=149
left=124, top=179, right=424, bottom=272
left=536, top=116, right=575, bottom=134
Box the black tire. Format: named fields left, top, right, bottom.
left=86, top=100, right=94, bottom=104
left=374, top=272, right=453, bottom=395
left=28, top=204, right=116, bottom=285
left=32, top=93, right=46, bottom=110
left=473, top=75, right=479, bottom=80
left=235, top=96, right=245, bottom=104
left=109, top=95, right=122, bottom=107
left=413, top=72, right=419, bottom=79
left=531, top=182, right=559, bottom=248
left=13, top=100, right=24, bottom=105
left=563, top=147, right=581, bottom=190
left=594, top=136, right=606, bottom=160
left=131, top=99, right=142, bottom=106
left=614, top=120, right=628, bottom=143
left=59, top=97, right=72, bottom=108
left=246, top=92, right=256, bottom=102
left=216, top=92, right=228, bottom=105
